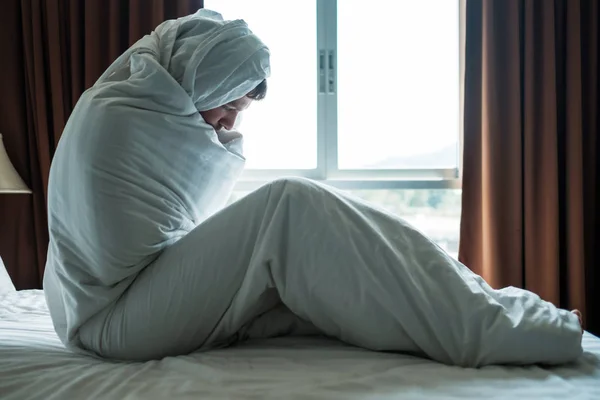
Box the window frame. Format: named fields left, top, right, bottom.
left=235, top=0, right=464, bottom=192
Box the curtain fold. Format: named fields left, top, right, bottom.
left=0, top=0, right=203, bottom=289
left=460, top=0, right=600, bottom=334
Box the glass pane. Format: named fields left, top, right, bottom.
left=337, top=0, right=460, bottom=169
left=228, top=188, right=461, bottom=259
left=203, top=1, right=317, bottom=169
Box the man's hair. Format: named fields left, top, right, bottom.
left=247, top=79, right=267, bottom=101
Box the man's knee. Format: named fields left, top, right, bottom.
left=246, top=177, right=341, bottom=216
left=269, top=176, right=331, bottom=195
left=268, top=176, right=314, bottom=189
left=263, top=177, right=325, bottom=203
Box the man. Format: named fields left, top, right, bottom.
left=43, top=10, right=583, bottom=367
left=204, top=79, right=265, bottom=144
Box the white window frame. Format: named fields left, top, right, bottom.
left=235, top=0, right=463, bottom=192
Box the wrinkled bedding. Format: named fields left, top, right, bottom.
left=1, top=290, right=600, bottom=400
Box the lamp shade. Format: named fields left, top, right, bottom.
left=0, top=134, right=31, bottom=194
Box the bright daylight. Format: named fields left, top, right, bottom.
left=211, top=0, right=462, bottom=257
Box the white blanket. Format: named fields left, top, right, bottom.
left=44, top=9, right=269, bottom=348
left=43, top=10, right=583, bottom=367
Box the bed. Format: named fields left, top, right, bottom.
left=1, top=289, right=599, bottom=399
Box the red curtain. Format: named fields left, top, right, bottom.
left=0, top=0, right=203, bottom=289
left=459, top=0, right=600, bottom=334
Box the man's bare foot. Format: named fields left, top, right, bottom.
left=572, top=309, right=584, bottom=333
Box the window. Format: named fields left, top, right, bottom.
left=204, top=0, right=318, bottom=170
left=207, top=0, right=462, bottom=256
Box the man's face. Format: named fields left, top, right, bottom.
left=200, top=96, right=253, bottom=131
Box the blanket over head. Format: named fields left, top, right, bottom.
left=43, top=9, right=270, bottom=346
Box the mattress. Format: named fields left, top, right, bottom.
left=1, top=290, right=599, bottom=400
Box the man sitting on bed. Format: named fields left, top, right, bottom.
left=42, top=9, right=584, bottom=367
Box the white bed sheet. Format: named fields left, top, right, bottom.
left=1, top=290, right=599, bottom=400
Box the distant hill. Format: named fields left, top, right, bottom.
left=366, top=143, right=458, bottom=169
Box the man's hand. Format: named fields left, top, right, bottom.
left=216, top=129, right=243, bottom=145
